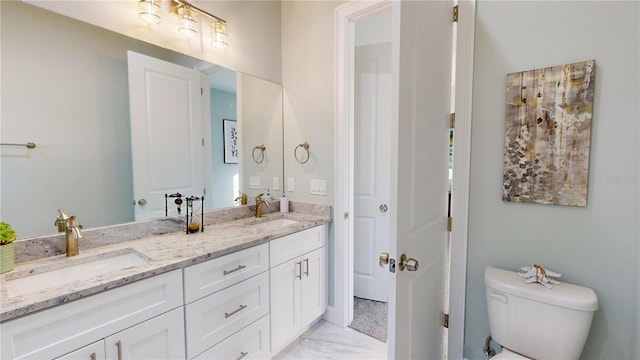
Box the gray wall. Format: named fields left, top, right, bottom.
left=210, top=89, right=238, bottom=209
left=465, top=1, right=639, bottom=359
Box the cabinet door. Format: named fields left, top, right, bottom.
left=105, top=307, right=185, bottom=360
left=55, top=340, right=106, bottom=360
left=301, top=247, right=326, bottom=325
left=269, top=258, right=301, bottom=353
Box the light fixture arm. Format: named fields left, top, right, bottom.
left=171, top=0, right=226, bottom=25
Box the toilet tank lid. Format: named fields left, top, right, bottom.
left=485, top=267, right=599, bottom=311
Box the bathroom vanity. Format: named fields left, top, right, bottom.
left=0, top=210, right=329, bottom=360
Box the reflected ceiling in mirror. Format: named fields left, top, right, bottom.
left=0, top=1, right=283, bottom=238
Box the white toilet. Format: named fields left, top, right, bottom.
left=484, top=267, right=598, bottom=359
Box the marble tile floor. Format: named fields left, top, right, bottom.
left=273, top=320, right=388, bottom=360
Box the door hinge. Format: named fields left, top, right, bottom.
left=447, top=217, right=453, bottom=232
left=449, top=113, right=455, bottom=128
left=453, top=5, right=459, bottom=23
left=201, top=88, right=204, bottom=95
left=443, top=313, right=449, bottom=328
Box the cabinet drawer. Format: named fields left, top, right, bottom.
left=184, top=243, right=269, bottom=303
left=1, top=270, right=183, bottom=360
left=270, top=225, right=325, bottom=267
left=54, top=340, right=105, bottom=360
left=194, top=315, right=270, bottom=360
left=185, top=271, right=270, bottom=359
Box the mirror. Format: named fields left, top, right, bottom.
left=0, top=1, right=283, bottom=238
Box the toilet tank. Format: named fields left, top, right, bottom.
left=485, top=267, right=598, bottom=360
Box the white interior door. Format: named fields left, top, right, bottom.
left=127, top=51, right=204, bottom=221
left=354, top=40, right=392, bottom=303
left=386, top=1, right=452, bottom=358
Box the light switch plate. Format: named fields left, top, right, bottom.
left=310, top=179, right=327, bottom=196
left=287, top=177, right=295, bottom=192
left=250, top=176, right=261, bottom=189
left=273, top=177, right=280, bottom=191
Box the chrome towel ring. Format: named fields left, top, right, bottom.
left=294, top=142, right=310, bottom=164
left=252, top=145, right=266, bottom=164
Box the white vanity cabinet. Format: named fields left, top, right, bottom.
left=56, top=307, right=186, bottom=360
left=1, top=270, right=184, bottom=360
left=183, top=243, right=270, bottom=359
left=269, top=225, right=327, bottom=354
left=55, top=340, right=105, bottom=360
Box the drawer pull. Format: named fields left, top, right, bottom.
left=224, top=264, right=247, bottom=275
left=116, top=341, right=123, bottom=360
left=90, top=353, right=97, bottom=360
left=235, top=351, right=249, bottom=360
left=304, top=258, right=309, bottom=277
left=296, top=261, right=302, bottom=279
left=225, top=304, right=248, bottom=318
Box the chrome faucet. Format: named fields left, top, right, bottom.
left=255, top=194, right=270, bottom=218
left=54, top=209, right=84, bottom=257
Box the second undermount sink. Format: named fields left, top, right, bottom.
left=252, top=218, right=299, bottom=230
left=4, top=249, right=149, bottom=297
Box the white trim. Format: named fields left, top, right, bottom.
left=332, top=0, right=390, bottom=328
left=448, top=1, right=475, bottom=360
left=333, top=1, right=475, bottom=359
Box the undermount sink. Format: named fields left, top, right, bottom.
left=4, top=249, right=149, bottom=297
left=252, top=218, right=299, bottom=230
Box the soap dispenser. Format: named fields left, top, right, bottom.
left=280, top=193, right=289, bottom=213
left=264, top=189, right=273, bottom=201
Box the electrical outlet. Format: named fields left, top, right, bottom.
left=287, top=177, right=295, bottom=192
left=273, top=177, right=280, bottom=191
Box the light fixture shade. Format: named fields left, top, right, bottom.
left=210, top=20, right=228, bottom=48
left=178, top=7, right=198, bottom=37
left=138, top=0, right=162, bottom=24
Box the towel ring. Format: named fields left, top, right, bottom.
left=1, top=142, right=36, bottom=149
left=294, top=142, right=310, bottom=164
left=252, top=145, right=266, bottom=164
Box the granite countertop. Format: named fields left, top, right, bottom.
left=0, top=212, right=330, bottom=322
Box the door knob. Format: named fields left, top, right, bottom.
left=379, top=252, right=390, bottom=267
left=379, top=204, right=388, bottom=212
left=379, top=252, right=396, bottom=273
left=137, top=198, right=147, bottom=206
left=399, top=253, right=419, bottom=271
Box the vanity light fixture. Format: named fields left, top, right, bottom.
left=210, top=20, right=228, bottom=48
left=138, top=0, right=162, bottom=24
left=177, top=6, right=198, bottom=37
left=170, top=0, right=228, bottom=48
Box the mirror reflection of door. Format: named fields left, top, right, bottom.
left=351, top=6, right=392, bottom=345
left=127, top=51, right=205, bottom=221
left=353, top=41, right=392, bottom=302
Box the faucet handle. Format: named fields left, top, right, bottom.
left=55, top=208, right=70, bottom=231
left=68, top=216, right=84, bottom=239
left=256, top=193, right=264, bottom=203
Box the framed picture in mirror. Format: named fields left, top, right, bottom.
left=223, top=119, right=239, bottom=164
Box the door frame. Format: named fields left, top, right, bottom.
left=330, top=1, right=475, bottom=358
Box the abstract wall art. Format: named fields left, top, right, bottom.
left=502, top=60, right=596, bottom=207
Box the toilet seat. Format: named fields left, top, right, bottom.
left=492, top=348, right=531, bottom=359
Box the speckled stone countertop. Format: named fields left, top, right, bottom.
left=0, top=209, right=330, bottom=322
